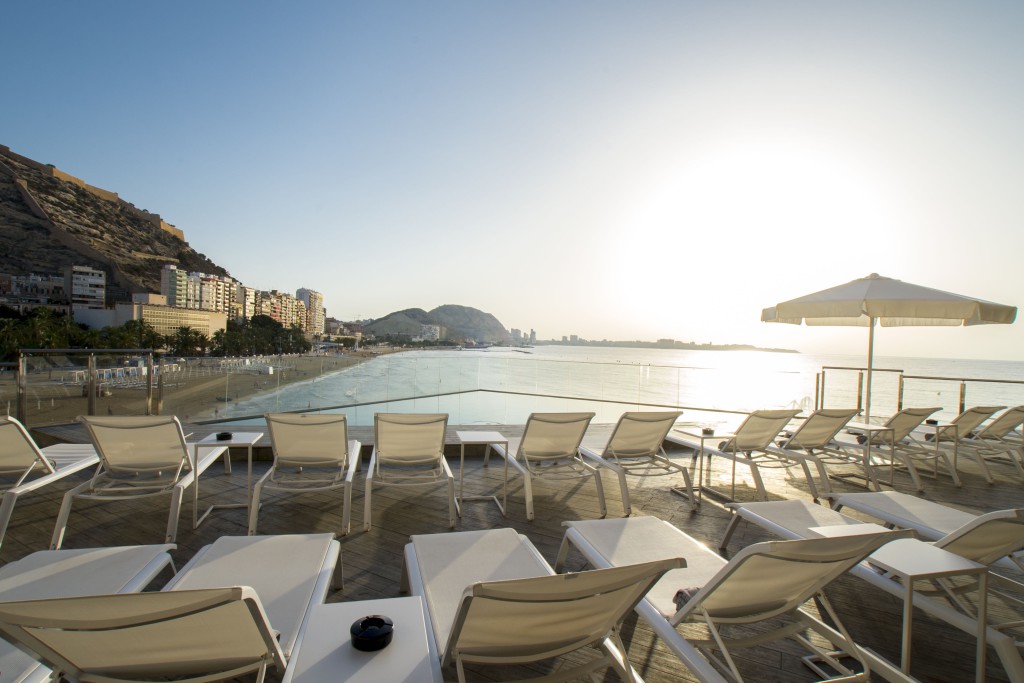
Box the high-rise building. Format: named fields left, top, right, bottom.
left=160, top=266, right=235, bottom=314
left=296, top=288, right=325, bottom=336
left=64, top=265, right=105, bottom=310
left=160, top=265, right=189, bottom=308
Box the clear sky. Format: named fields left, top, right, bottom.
left=4, top=2, right=1023, bottom=360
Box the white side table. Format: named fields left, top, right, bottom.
left=666, top=429, right=737, bottom=506
left=191, top=431, right=263, bottom=527
left=868, top=538, right=988, bottom=682
left=283, top=597, right=442, bottom=683
left=454, top=430, right=509, bottom=516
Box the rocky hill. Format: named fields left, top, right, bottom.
left=0, top=144, right=228, bottom=299
left=366, top=305, right=512, bottom=344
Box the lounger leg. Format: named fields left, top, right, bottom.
left=941, top=451, right=962, bottom=487
left=615, top=469, right=631, bottom=517
left=342, top=480, right=352, bottom=536
left=166, top=487, right=184, bottom=544
left=50, top=479, right=90, bottom=549
left=967, top=449, right=995, bottom=484
left=363, top=455, right=376, bottom=532
left=798, top=460, right=820, bottom=501
left=248, top=478, right=265, bottom=535
left=745, top=457, right=768, bottom=501
left=719, top=512, right=742, bottom=551
left=0, top=491, right=19, bottom=551
left=593, top=469, right=608, bottom=518
left=447, top=475, right=456, bottom=529
left=554, top=534, right=574, bottom=572
left=897, top=452, right=925, bottom=491
left=523, top=470, right=535, bottom=521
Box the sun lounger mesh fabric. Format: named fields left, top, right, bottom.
left=82, top=415, right=187, bottom=474
left=453, top=561, right=679, bottom=658
left=0, top=588, right=277, bottom=680
left=266, top=413, right=349, bottom=468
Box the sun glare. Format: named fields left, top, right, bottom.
left=606, top=138, right=901, bottom=337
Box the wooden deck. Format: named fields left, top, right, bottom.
left=10, top=421, right=1024, bottom=682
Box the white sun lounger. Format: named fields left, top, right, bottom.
left=0, top=544, right=175, bottom=683
left=163, top=533, right=339, bottom=659
left=401, top=527, right=685, bottom=683
left=0, top=587, right=286, bottom=683
left=555, top=516, right=909, bottom=683
left=722, top=499, right=1024, bottom=682
left=829, top=491, right=1024, bottom=572
left=665, top=409, right=799, bottom=503
left=0, top=416, right=99, bottom=550
left=0, top=534, right=338, bottom=683
left=949, top=406, right=1024, bottom=482
left=579, top=411, right=686, bottom=515
left=51, top=416, right=228, bottom=548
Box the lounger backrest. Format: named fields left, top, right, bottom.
left=783, top=409, right=859, bottom=450
left=0, top=586, right=286, bottom=683
left=880, top=407, right=941, bottom=442
left=374, top=413, right=448, bottom=465
left=518, top=412, right=594, bottom=463
left=79, top=415, right=189, bottom=475
left=975, top=406, right=1024, bottom=439
left=935, top=406, right=1004, bottom=443
left=604, top=411, right=682, bottom=458
left=266, top=413, right=349, bottom=468
left=724, top=410, right=800, bottom=452
left=445, top=558, right=683, bottom=666
left=675, top=532, right=907, bottom=624
left=0, top=417, right=54, bottom=482
left=935, top=509, right=1024, bottom=566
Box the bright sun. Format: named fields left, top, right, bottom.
left=604, top=138, right=902, bottom=338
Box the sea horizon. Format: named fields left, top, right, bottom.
left=209, top=345, right=1024, bottom=427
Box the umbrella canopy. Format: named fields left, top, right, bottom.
left=762, top=273, right=1017, bottom=418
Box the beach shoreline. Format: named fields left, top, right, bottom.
left=3, top=350, right=397, bottom=428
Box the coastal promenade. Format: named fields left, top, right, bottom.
left=12, top=420, right=1024, bottom=682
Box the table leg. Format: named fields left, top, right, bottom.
left=501, top=442, right=508, bottom=515
left=902, top=578, right=913, bottom=672
left=977, top=572, right=988, bottom=683
left=456, top=443, right=465, bottom=517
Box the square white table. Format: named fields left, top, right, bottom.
left=192, top=431, right=263, bottom=527
left=667, top=428, right=738, bottom=506
left=282, top=596, right=442, bottom=683
left=811, top=527, right=988, bottom=682
left=842, top=421, right=896, bottom=489
left=454, top=430, right=509, bottom=516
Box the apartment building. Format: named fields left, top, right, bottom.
left=296, top=288, right=325, bottom=336
left=64, top=265, right=105, bottom=311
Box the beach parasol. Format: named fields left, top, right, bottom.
left=761, top=273, right=1017, bottom=419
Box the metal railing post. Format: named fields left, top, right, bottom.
left=856, top=371, right=864, bottom=413
left=897, top=374, right=905, bottom=412
left=145, top=353, right=155, bottom=415
left=16, top=353, right=27, bottom=424
left=87, top=354, right=97, bottom=416
left=959, top=381, right=967, bottom=415
left=814, top=372, right=822, bottom=410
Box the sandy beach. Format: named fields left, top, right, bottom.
left=3, top=350, right=394, bottom=428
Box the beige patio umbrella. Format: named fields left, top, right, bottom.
left=762, top=273, right=1017, bottom=419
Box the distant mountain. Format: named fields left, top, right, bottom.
left=0, top=144, right=229, bottom=299
left=365, top=305, right=512, bottom=344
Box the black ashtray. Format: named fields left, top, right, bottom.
left=925, top=419, right=938, bottom=426
left=350, top=614, right=394, bottom=651
left=215, top=431, right=233, bottom=441
left=701, top=427, right=714, bottom=436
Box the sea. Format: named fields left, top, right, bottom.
left=214, top=346, right=1024, bottom=429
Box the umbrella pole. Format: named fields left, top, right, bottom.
left=865, top=318, right=876, bottom=422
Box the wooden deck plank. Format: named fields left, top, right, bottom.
left=7, top=421, right=1022, bottom=682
